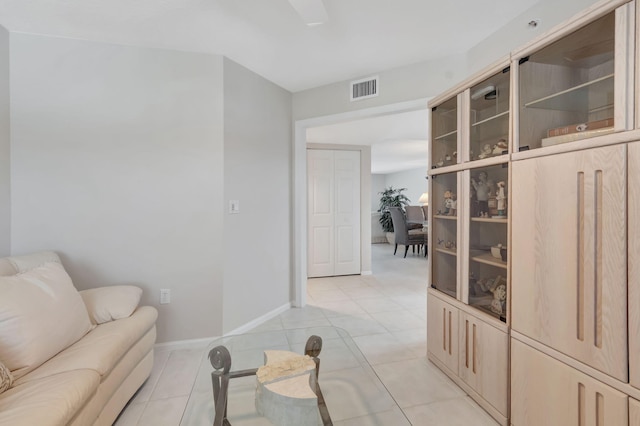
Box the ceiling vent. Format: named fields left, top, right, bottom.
left=350, top=76, right=379, bottom=101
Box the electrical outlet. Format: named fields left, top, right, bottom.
left=160, top=289, right=171, bottom=304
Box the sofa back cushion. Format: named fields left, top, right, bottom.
left=80, top=285, right=142, bottom=325
left=0, top=251, right=62, bottom=277
left=0, top=262, right=92, bottom=379
left=0, top=259, right=16, bottom=277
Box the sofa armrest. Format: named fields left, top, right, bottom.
left=80, top=286, right=142, bottom=325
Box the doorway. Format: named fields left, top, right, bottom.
left=293, top=99, right=430, bottom=307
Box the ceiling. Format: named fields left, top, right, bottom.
left=306, top=109, right=429, bottom=174
left=0, top=0, right=539, bottom=92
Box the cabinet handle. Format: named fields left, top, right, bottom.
left=443, top=308, right=446, bottom=352
left=448, top=311, right=452, bottom=355
left=594, top=170, right=603, bottom=349
left=472, top=323, right=477, bottom=374
left=465, top=320, right=469, bottom=368
left=578, top=383, right=585, bottom=426
left=577, top=172, right=585, bottom=342
left=595, top=392, right=604, bottom=426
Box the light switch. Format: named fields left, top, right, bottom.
left=229, top=200, right=240, bottom=214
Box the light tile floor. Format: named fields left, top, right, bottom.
left=115, top=243, right=498, bottom=426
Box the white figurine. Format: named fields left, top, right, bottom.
left=496, top=181, right=506, bottom=216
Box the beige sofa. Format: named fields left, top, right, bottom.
left=0, top=251, right=158, bottom=426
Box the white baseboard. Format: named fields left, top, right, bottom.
left=155, top=302, right=293, bottom=351
left=154, top=336, right=215, bottom=352
left=225, top=302, right=292, bottom=336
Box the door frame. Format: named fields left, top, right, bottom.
left=293, top=98, right=429, bottom=307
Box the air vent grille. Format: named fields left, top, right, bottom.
left=350, top=76, right=379, bottom=101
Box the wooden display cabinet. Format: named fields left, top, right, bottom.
left=518, top=12, right=617, bottom=151
left=468, top=68, right=510, bottom=162
left=431, top=95, right=459, bottom=169
left=430, top=171, right=460, bottom=299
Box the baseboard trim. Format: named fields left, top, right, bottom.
left=225, top=302, right=292, bottom=336
left=154, top=302, right=293, bottom=351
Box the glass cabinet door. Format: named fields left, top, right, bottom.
left=518, top=12, right=615, bottom=151
left=469, top=68, right=510, bottom=162
left=431, top=96, right=458, bottom=169
left=430, top=171, right=459, bottom=299
left=466, top=164, right=509, bottom=322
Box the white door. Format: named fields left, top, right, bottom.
left=307, top=149, right=360, bottom=278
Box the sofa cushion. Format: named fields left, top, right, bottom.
left=15, top=306, right=158, bottom=385
left=0, top=360, right=12, bottom=394
left=80, top=285, right=143, bottom=324
left=0, top=369, right=100, bottom=426
left=3, top=251, right=62, bottom=274
left=0, top=262, right=93, bottom=379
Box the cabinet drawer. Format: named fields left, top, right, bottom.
left=511, top=338, right=628, bottom=426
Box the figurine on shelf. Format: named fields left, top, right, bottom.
left=443, top=190, right=453, bottom=215
left=448, top=193, right=457, bottom=216
left=496, top=181, right=507, bottom=217
left=471, top=171, right=492, bottom=217
left=477, top=143, right=492, bottom=159
left=492, top=138, right=508, bottom=156
left=489, top=276, right=507, bottom=315
left=445, top=240, right=456, bottom=250
left=436, top=158, right=444, bottom=167
left=445, top=153, right=452, bottom=163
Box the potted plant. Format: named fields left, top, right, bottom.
left=378, top=186, right=411, bottom=244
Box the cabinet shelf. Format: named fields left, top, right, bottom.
left=472, top=110, right=509, bottom=127
left=471, top=252, right=508, bottom=269
left=523, top=74, right=613, bottom=112
left=435, top=247, right=457, bottom=257
left=434, top=215, right=458, bottom=221
left=434, top=129, right=458, bottom=141
left=471, top=217, right=508, bottom=224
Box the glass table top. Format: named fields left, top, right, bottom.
left=179, top=326, right=399, bottom=426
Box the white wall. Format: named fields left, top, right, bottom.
left=370, top=174, right=386, bottom=212
left=0, top=27, right=9, bottom=257
left=293, top=54, right=467, bottom=121
left=222, top=58, right=292, bottom=333
left=389, top=168, right=429, bottom=207
left=378, top=168, right=429, bottom=209
left=10, top=34, right=225, bottom=343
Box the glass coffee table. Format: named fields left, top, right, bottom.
left=180, top=326, right=399, bottom=426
